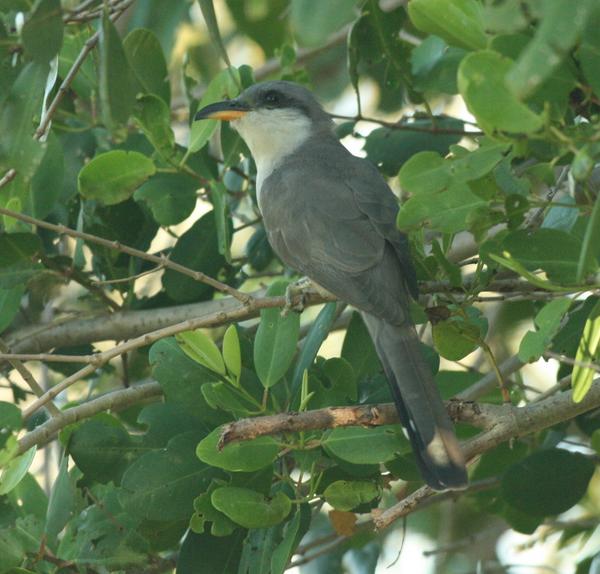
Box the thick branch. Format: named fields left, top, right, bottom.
left=373, top=378, right=600, bottom=530
left=21, top=290, right=333, bottom=418
left=218, top=400, right=499, bottom=448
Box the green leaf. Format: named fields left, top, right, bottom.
left=290, top=0, right=356, bottom=47
left=123, top=28, right=170, bottom=104
left=323, top=480, right=380, bottom=511
left=211, top=487, right=291, bottom=529
left=202, top=382, right=256, bottom=416
left=99, top=12, right=136, bottom=130
left=176, top=329, right=226, bottom=376
left=197, top=0, right=236, bottom=76
left=0, top=62, right=47, bottom=185
left=322, top=426, right=408, bottom=465
left=191, top=481, right=236, bottom=536
left=210, top=181, right=232, bottom=262
left=0, top=233, right=43, bottom=289
left=149, top=338, right=227, bottom=426
left=432, top=318, right=479, bottom=361
left=68, top=418, right=136, bottom=484
left=133, top=172, right=197, bottom=226
left=188, top=68, right=240, bottom=154
left=120, top=432, right=220, bottom=521
left=254, top=281, right=300, bottom=388
left=501, top=229, right=593, bottom=284
left=162, top=211, right=226, bottom=302
left=458, top=50, right=544, bottom=134
left=196, top=427, right=279, bottom=472
left=290, top=302, right=337, bottom=397
left=0, top=447, right=36, bottom=495
left=245, top=226, right=274, bottom=271
left=572, top=300, right=600, bottom=403
left=0, top=285, right=24, bottom=334
left=397, top=182, right=486, bottom=233
left=579, top=7, right=600, bottom=98
left=78, top=150, right=156, bottom=205
left=408, top=0, right=487, bottom=51
left=45, top=456, right=75, bottom=546
left=222, top=325, right=241, bottom=381
left=518, top=298, right=572, bottom=363
left=411, top=36, right=466, bottom=94
left=270, top=508, right=306, bottom=574
left=177, top=529, right=244, bottom=574
left=30, top=131, right=64, bottom=219
left=21, top=0, right=63, bottom=64
left=364, top=119, right=463, bottom=177
left=577, top=195, right=600, bottom=282
left=502, top=449, right=594, bottom=516
left=133, top=94, right=175, bottom=159
left=341, top=312, right=381, bottom=380
left=505, top=0, right=595, bottom=100
left=309, top=357, right=357, bottom=410
left=58, top=28, right=96, bottom=98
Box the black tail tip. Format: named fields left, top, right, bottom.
left=424, top=465, right=468, bottom=492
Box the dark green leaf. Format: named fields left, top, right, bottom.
left=78, top=150, right=156, bottom=205
left=30, top=131, right=64, bottom=219
left=290, top=302, right=337, bottom=397
left=0, top=285, right=24, bottom=334
left=133, top=94, right=175, bottom=159
left=245, top=226, right=274, bottom=271
left=134, top=172, right=197, bottom=226
left=502, top=449, right=594, bottom=516
left=341, top=312, right=381, bottom=380
left=190, top=481, right=236, bottom=536
left=45, top=457, right=75, bottom=546
left=577, top=195, right=600, bottom=282
left=120, top=432, right=221, bottom=521
left=69, top=418, right=136, bottom=484
left=364, top=119, right=463, bottom=177
left=254, top=281, right=300, bottom=388
left=432, top=318, right=479, bottom=361
left=123, top=28, right=170, bottom=104
left=0, top=447, right=36, bottom=495
left=177, top=529, right=244, bottom=574
left=162, top=211, right=226, bottom=302
left=210, top=181, right=232, bottom=262
left=99, top=13, right=136, bottom=130
left=21, top=0, right=63, bottom=64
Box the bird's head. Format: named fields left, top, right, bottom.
left=194, top=81, right=333, bottom=167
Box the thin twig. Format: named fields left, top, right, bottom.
left=0, top=352, right=101, bottom=364
left=0, top=340, right=61, bottom=416
left=544, top=351, right=600, bottom=373
left=0, top=168, right=17, bottom=189
left=21, top=290, right=333, bottom=419
left=91, top=263, right=165, bottom=286
left=0, top=204, right=251, bottom=303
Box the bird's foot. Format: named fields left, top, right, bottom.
left=282, top=277, right=313, bottom=316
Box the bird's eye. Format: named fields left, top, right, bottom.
left=263, top=91, right=280, bottom=106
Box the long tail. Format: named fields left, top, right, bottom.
left=362, top=314, right=467, bottom=491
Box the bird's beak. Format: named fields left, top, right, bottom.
left=194, top=99, right=251, bottom=121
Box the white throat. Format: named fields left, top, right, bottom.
left=231, top=108, right=312, bottom=209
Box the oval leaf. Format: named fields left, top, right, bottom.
left=211, top=486, right=291, bottom=529
left=502, top=449, right=594, bottom=516
left=196, top=427, right=279, bottom=472
left=78, top=150, right=155, bottom=205
left=222, top=325, right=241, bottom=380
left=323, top=480, right=380, bottom=511
left=254, top=281, right=300, bottom=388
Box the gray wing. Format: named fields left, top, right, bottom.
left=261, top=139, right=417, bottom=325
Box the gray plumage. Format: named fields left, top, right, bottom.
left=195, top=81, right=467, bottom=490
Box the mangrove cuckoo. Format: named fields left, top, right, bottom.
left=195, top=81, right=467, bottom=491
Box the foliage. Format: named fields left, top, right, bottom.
left=0, top=0, right=599, bottom=572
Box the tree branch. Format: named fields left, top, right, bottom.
left=17, top=382, right=162, bottom=455
left=373, top=378, right=600, bottom=530
left=20, top=290, right=333, bottom=418
left=0, top=204, right=250, bottom=303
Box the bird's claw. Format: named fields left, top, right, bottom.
left=282, top=277, right=313, bottom=316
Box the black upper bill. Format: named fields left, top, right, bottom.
left=194, top=99, right=251, bottom=121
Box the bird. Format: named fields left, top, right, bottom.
left=194, top=80, right=467, bottom=491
